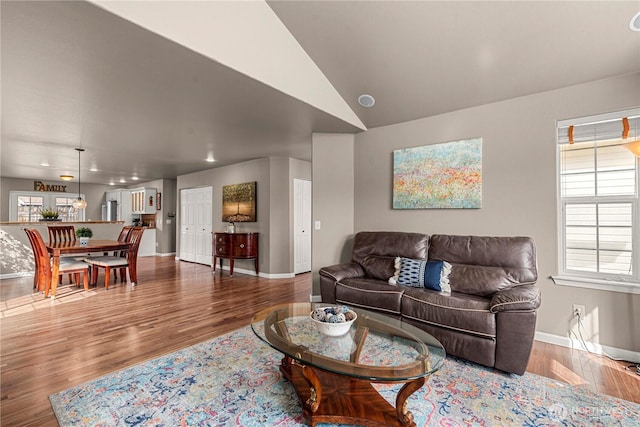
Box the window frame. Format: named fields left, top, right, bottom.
left=9, top=191, right=86, bottom=222
left=553, top=109, right=640, bottom=295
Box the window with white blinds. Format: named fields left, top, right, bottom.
left=556, top=109, right=640, bottom=290
left=9, top=191, right=85, bottom=222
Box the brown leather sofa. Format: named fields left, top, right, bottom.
left=319, top=231, right=541, bottom=375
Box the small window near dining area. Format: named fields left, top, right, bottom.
left=16, top=195, right=44, bottom=222
left=10, top=192, right=85, bottom=222
left=55, top=197, right=81, bottom=222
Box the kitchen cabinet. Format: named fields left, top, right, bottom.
left=104, top=189, right=132, bottom=223
left=212, top=232, right=259, bottom=276
left=131, top=188, right=157, bottom=214
left=105, top=190, right=120, bottom=203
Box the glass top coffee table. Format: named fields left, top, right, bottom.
left=251, top=303, right=445, bottom=427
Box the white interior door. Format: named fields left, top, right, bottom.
left=180, top=186, right=212, bottom=264
left=179, top=188, right=197, bottom=262
left=294, top=179, right=312, bottom=274
left=195, top=188, right=213, bottom=265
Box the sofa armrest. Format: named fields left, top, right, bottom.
left=319, top=263, right=365, bottom=304
left=490, top=285, right=541, bottom=313
left=319, top=263, right=365, bottom=282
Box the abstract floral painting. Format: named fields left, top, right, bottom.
left=393, top=138, right=482, bottom=209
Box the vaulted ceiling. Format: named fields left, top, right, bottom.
left=2, top=1, right=639, bottom=185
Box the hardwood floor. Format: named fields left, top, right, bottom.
left=528, top=340, right=640, bottom=404
left=1, top=257, right=638, bottom=426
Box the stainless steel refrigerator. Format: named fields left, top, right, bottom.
left=107, top=200, right=118, bottom=221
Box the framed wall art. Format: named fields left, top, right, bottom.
left=222, top=181, right=257, bottom=222
left=393, top=138, right=482, bottom=209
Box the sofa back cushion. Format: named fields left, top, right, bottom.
left=352, top=231, right=429, bottom=280
left=428, top=235, right=538, bottom=296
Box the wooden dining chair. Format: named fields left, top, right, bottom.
left=85, top=227, right=144, bottom=289
left=47, top=225, right=76, bottom=243
left=47, top=225, right=78, bottom=283
left=24, top=228, right=89, bottom=296
left=25, top=227, right=43, bottom=290
left=114, top=225, right=133, bottom=252
left=27, top=227, right=68, bottom=288
left=113, top=225, right=133, bottom=281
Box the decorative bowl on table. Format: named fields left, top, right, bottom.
left=310, top=306, right=357, bottom=337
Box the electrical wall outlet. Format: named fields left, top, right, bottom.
left=573, top=304, right=585, bottom=319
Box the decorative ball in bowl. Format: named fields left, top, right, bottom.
left=310, top=306, right=357, bottom=337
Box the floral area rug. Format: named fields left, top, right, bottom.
left=50, top=326, right=640, bottom=427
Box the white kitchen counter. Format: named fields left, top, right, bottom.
left=139, top=228, right=156, bottom=257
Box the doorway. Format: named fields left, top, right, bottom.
left=179, top=186, right=212, bottom=265
left=294, top=179, right=312, bottom=274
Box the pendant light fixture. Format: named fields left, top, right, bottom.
left=72, top=148, right=87, bottom=209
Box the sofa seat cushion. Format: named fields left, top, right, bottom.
left=401, top=288, right=495, bottom=338
left=336, top=278, right=405, bottom=315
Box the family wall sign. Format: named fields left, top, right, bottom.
left=33, top=181, right=67, bottom=192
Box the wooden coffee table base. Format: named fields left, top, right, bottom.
left=280, top=356, right=426, bottom=427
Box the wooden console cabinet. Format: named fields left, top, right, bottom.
left=212, top=232, right=259, bottom=276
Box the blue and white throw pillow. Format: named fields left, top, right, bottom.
left=388, top=257, right=452, bottom=292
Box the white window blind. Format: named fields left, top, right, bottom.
left=557, top=108, right=639, bottom=286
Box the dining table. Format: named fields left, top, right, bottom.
left=45, top=239, right=133, bottom=298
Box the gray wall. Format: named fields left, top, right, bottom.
left=311, top=133, right=355, bottom=293
left=269, top=157, right=289, bottom=274
left=0, top=176, right=122, bottom=221
left=176, top=157, right=310, bottom=276
left=347, top=73, right=640, bottom=353
left=162, top=179, right=177, bottom=254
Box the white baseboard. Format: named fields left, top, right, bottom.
left=310, top=294, right=322, bottom=303
left=156, top=252, right=176, bottom=257
left=172, top=259, right=296, bottom=279
left=260, top=272, right=295, bottom=279
left=535, top=331, right=640, bottom=364
left=213, top=264, right=295, bottom=279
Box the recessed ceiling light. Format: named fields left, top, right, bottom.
left=358, top=94, right=375, bottom=108
left=41, top=162, right=50, bottom=167
left=119, top=178, right=126, bottom=183
left=631, top=11, right=640, bottom=31
left=132, top=176, right=139, bottom=181
left=109, top=182, right=115, bottom=186
left=206, top=153, right=215, bottom=162
left=59, top=175, right=74, bottom=181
